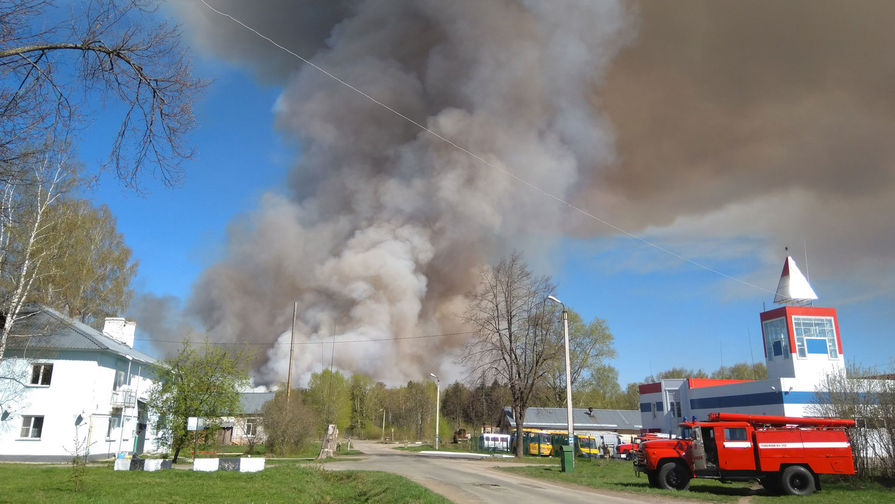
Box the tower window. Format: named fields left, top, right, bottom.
left=792, top=316, right=838, bottom=359
left=762, top=318, right=789, bottom=360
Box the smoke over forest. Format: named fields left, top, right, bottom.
left=148, top=0, right=895, bottom=385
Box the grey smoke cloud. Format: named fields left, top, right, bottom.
left=171, top=0, right=635, bottom=384
left=127, top=293, right=199, bottom=358
left=166, top=0, right=895, bottom=384
left=586, top=0, right=895, bottom=299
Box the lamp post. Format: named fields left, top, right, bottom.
left=547, top=295, right=574, bottom=452
left=429, top=372, right=440, bottom=450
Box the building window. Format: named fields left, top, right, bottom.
left=29, top=363, right=53, bottom=386
left=792, top=316, right=838, bottom=359
left=20, top=416, right=44, bottom=439
left=113, top=369, right=127, bottom=390
left=762, top=317, right=789, bottom=360
left=107, top=408, right=122, bottom=438
left=245, top=419, right=257, bottom=437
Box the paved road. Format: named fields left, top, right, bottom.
left=326, top=440, right=674, bottom=504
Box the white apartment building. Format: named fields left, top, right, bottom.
left=0, top=305, right=161, bottom=461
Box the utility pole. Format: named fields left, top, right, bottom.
left=286, top=301, right=297, bottom=403
left=429, top=373, right=440, bottom=450
left=547, top=295, right=574, bottom=470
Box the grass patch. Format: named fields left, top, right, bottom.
left=501, top=459, right=895, bottom=503
left=0, top=462, right=449, bottom=503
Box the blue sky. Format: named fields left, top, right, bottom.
left=77, top=1, right=895, bottom=389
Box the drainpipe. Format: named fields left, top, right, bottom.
left=117, top=356, right=133, bottom=456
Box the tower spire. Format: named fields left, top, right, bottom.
left=774, top=256, right=818, bottom=305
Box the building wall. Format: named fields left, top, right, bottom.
left=0, top=353, right=160, bottom=461
left=686, top=378, right=787, bottom=420
left=638, top=379, right=685, bottom=433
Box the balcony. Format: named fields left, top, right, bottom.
left=110, top=388, right=137, bottom=408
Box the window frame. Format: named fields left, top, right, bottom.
left=107, top=408, right=123, bottom=439
left=762, top=317, right=790, bottom=361
left=19, top=415, right=44, bottom=439
left=792, top=315, right=838, bottom=360
left=113, top=369, right=128, bottom=390
left=29, top=363, right=53, bottom=387
left=724, top=427, right=748, bottom=441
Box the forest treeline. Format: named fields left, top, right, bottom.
left=271, top=361, right=767, bottom=447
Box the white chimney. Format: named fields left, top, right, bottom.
left=103, top=317, right=136, bottom=348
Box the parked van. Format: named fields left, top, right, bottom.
left=481, top=433, right=511, bottom=451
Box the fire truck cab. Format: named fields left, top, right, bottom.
left=634, top=413, right=855, bottom=496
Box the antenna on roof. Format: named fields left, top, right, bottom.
left=803, top=239, right=810, bottom=282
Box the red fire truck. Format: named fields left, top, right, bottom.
left=616, top=433, right=666, bottom=460
left=634, top=413, right=855, bottom=496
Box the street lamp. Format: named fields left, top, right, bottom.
left=429, top=372, right=441, bottom=450
left=547, top=295, right=574, bottom=452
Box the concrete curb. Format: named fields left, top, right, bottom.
left=192, top=457, right=266, bottom=473
left=114, top=459, right=172, bottom=471
left=418, top=451, right=515, bottom=460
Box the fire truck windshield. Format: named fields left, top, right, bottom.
left=679, top=426, right=694, bottom=439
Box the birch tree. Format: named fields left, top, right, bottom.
left=32, top=199, right=137, bottom=327
left=542, top=309, right=616, bottom=407
left=0, top=145, right=75, bottom=363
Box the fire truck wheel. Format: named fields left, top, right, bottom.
left=658, top=461, right=691, bottom=491
left=780, top=466, right=816, bottom=496
left=646, top=470, right=658, bottom=488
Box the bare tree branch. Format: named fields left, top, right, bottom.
left=462, top=253, right=559, bottom=457
left=0, top=0, right=203, bottom=188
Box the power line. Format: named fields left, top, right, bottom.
left=197, top=0, right=773, bottom=295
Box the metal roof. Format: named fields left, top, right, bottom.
left=239, top=392, right=276, bottom=415
left=4, top=305, right=157, bottom=365
left=503, top=406, right=641, bottom=431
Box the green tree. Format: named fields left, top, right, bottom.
left=643, top=367, right=709, bottom=383
left=543, top=310, right=617, bottom=407
left=574, top=364, right=624, bottom=409
left=0, top=145, right=78, bottom=363
left=348, top=373, right=378, bottom=437
left=442, top=381, right=470, bottom=431
left=710, top=362, right=767, bottom=380
left=464, top=379, right=511, bottom=433
left=260, top=389, right=318, bottom=455
left=619, top=382, right=641, bottom=410
left=31, top=199, right=137, bottom=328
left=305, top=369, right=351, bottom=432
left=148, top=340, right=250, bottom=462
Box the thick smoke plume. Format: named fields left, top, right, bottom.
left=169, top=0, right=895, bottom=384
left=173, top=0, right=635, bottom=385
left=587, top=0, right=895, bottom=300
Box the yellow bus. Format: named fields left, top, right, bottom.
left=522, top=430, right=605, bottom=457
left=525, top=431, right=554, bottom=456
left=575, top=434, right=600, bottom=458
